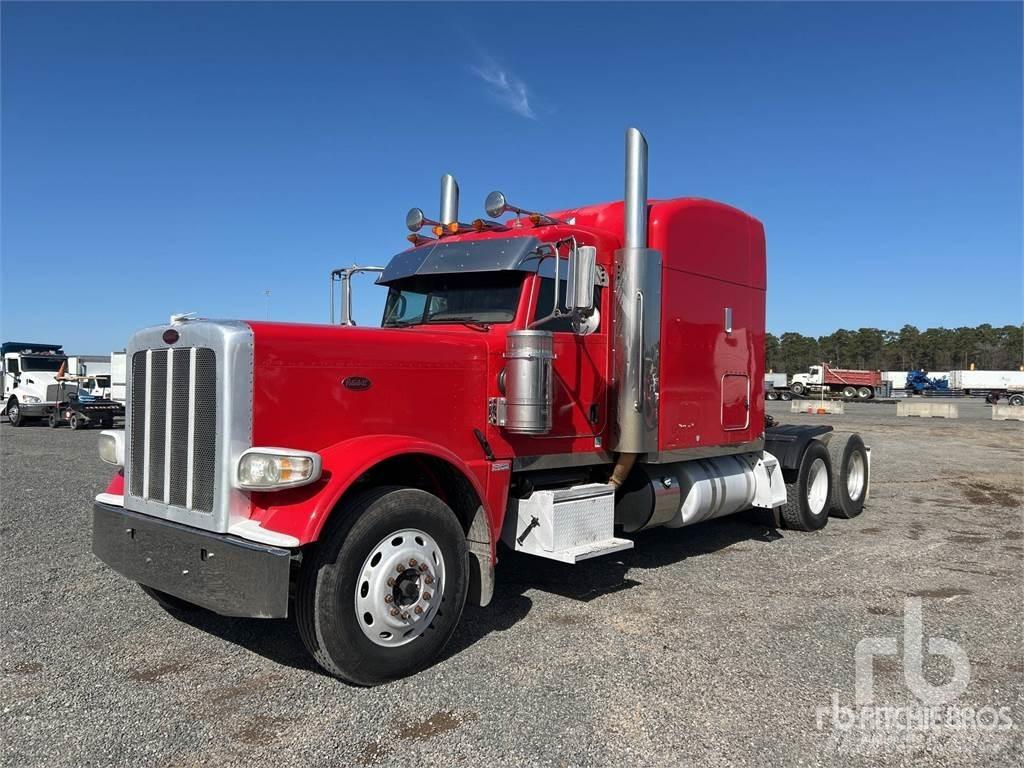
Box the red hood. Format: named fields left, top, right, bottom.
left=246, top=321, right=491, bottom=454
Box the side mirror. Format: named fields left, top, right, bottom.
left=566, top=245, right=597, bottom=312
left=484, top=191, right=508, bottom=219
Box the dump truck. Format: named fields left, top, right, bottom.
left=91, top=128, right=871, bottom=685
left=789, top=364, right=883, bottom=399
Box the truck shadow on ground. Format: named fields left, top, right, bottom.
left=175, top=509, right=784, bottom=675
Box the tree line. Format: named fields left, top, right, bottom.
left=766, top=324, right=1023, bottom=374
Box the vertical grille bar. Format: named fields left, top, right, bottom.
left=185, top=347, right=197, bottom=509
left=168, top=348, right=192, bottom=508
left=191, top=349, right=217, bottom=513
left=148, top=351, right=168, bottom=502
left=163, top=350, right=174, bottom=503
left=129, top=353, right=147, bottom=497
left=143, top=350, right=153, bottom=497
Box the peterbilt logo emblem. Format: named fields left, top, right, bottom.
left=342, top=376, right=372, bottom=391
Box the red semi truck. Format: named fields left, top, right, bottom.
left=91, top=129, right=871, bottom=685
left=788, top=364, right=884, bottom=399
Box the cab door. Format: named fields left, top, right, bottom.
left=529, top=274, right=609, bottom=440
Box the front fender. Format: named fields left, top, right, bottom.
left=247, top=434, right=495, bottom=546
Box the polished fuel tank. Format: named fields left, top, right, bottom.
left=615, top=454, right=758, bottom=533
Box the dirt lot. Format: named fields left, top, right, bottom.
left=2, top=400, right=1022, bottom=767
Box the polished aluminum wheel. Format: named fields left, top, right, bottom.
left=354, top=528, right=446, bottom=648
left=807, top=457, right=829, bottom=515
left=846, top=451, right=866, bottom=502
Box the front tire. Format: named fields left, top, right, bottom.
left=780, top=440, right=833, bottom=532
left=7, top=398, right=26, bottom=427
left=1009, top=394, right=1024, bottom=407
left=790, top=382, right=806, bottom=397
left=296, top=487, right=469, bottom=686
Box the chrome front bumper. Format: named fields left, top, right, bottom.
left=92, top=501, right=291, bottom=618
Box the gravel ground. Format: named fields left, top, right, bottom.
left=2, top=400, right=1022, bottom=767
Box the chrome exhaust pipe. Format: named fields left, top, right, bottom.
left=624, top=127, right=648, bottom=249
left=440, top=174, right=459, bottom=226
left=613, top=127, right=661, bottom=456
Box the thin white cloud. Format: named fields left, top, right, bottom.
left=471, top=58, right=536, bottom=119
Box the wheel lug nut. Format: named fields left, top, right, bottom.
left=418, top=563, right=428, bottom=572
left=423, top=592, right=432, bottom=600
left=401, top=611, right=410, bottom=620
left=424, top=576, right=434, bottom=585
left=387, top=577, right=395, bottom=587
left=390, top=608, right=399, bottom=616
left=384, top=594, right=393, bottom=603
left=414, top=606, right=423, bottom=614
left=396, top=564, right=405, bottom=573
left=408, top=558, right=418, bottom=567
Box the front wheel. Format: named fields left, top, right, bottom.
left=296, top=487, right=469, bottom=686
left=69, top=414, right=83, bottom=430
left=790, top=382, right=806, bottom=397
left=1009, top=394, right=1024, bottom=407
left=7, top=398, right=26, bottom=427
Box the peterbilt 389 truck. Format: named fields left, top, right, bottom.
left=91, top=129, right=871, bottom=685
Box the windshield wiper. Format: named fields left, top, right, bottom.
left=427, top=315, right=492, bottom=331
left=382, top=319, right=422, bottom=328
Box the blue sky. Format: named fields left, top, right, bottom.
left=2, top=1, right=1021, bottom=354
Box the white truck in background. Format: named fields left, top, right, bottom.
left=2, top=342, right=74, bottom=426
left=109, top=352, right=127, bottom=404
left=764, top=372, right=793, bottom=400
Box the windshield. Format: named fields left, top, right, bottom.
left=382, top=272, right=524, bottom=327
left=21, top=356, right=66, bottom=372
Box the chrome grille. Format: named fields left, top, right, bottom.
left=127, top=347, right=217, bottom=513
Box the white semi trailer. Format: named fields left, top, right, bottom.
left=948, top=370, right=1024, bottom=405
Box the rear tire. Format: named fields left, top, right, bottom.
left=857, top=386, right=872, bottom=399
left=69, top=414, right=82, bottom=430
left=780, top=440, right=832, bottom=532
left=1009, top=394, right=1024, bottom=407
left=842, top=386, right=857, bottom=399
left=780, top=391, right=793, bottom=401
left=766, top=391, right=778, bottom=401
left=824, top=433, right=869, bottom=518
left=296, top=486, right=469, bottom=686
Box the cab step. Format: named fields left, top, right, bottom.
left=501, top=483, right=633, bottom=564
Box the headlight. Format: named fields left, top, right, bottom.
left=22, top=396, right=41, bottom=404
left=236, top=448, right=321, bottom=491
left=98, top=430, right=125, bottom=466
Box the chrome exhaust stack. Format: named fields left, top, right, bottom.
left=440, top=174, right=459, bottom=226
left=612, top=127, right=662, bottom=456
